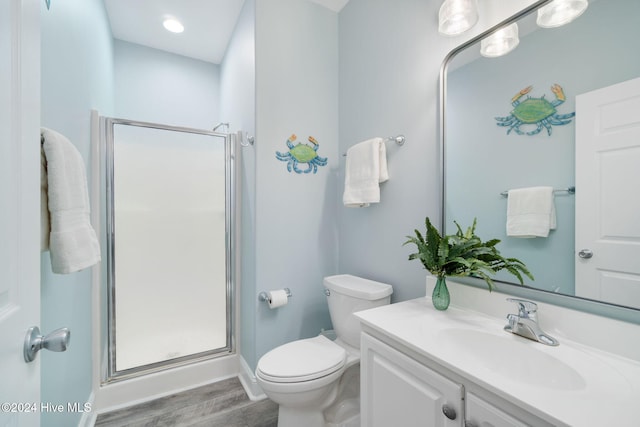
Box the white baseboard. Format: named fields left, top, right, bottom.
left=93, top=354, right=239, bottom=415
left=238, top=355, right=266, bottom=401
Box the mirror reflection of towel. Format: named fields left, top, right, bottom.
left=506, top=186, right=556, bottom=238
left=41, top=127, right=101, bottom=274
left=343, top=138, right=388, bottom=208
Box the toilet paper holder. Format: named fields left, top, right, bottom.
left=258, top=288, right=292, bottom=303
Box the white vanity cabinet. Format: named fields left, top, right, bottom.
left=361, top=332, right=555, bottom=427
left=361, top=333, right=463, bottom=426
left=357, top=294, right=640, bottom=426
left=465, top=392, right=530, bottom=427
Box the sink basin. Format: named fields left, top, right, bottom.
left=437, top=328, right=587, bottom=390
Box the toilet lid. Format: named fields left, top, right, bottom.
left=256, top=335, right=346, bottom=383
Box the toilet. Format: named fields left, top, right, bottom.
left=255, top=274, right=393, bottom=427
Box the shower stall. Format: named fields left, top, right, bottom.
left=101, top=117, right=235, bottom=383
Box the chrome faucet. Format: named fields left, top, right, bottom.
left=504, top=298, right=559, bottom=346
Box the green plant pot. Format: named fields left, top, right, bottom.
left=432, top=276, right=450, bottom=310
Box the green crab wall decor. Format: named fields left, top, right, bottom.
left=495, top=84, right=575, bottom=136
left=275, top=134, right=328, bottom=174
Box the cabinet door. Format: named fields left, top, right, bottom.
left=361, top=333, right=463, bottom=427
left=465, top=392, right=529, bottom=427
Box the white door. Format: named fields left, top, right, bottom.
left=575, top=76, right=640, bottom=308
left=0, top=1, right=41, bottom=426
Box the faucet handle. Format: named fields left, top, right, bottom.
left=506, top=313, right=519, bottom=330
left=506, top=298, right=538, bottom=318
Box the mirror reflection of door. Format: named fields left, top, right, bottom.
left=109, top=121, right=230, bottom=374
left=575, top=77, right=640, bottom=309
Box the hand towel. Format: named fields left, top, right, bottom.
left=41, top=128, right=101, bottom=274
left=41, top=142, right=51, bottom=251
left=343, top=138, right=389, bottom=207
left=506, top=186, right=556, bottom=238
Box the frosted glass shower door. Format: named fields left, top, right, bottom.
left=107, top=120, right=232, bottom=376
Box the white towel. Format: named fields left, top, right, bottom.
left=41, top=142, right=50, bottom=251
left=343, top=138, right=389, bottom=207
left=506, top=186, right=556, bottom=238
left=41, top=128, right=101, bottom=274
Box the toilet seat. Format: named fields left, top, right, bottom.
left=256, top=335, right=346, bottom=383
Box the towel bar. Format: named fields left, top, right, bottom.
left=342, top=135, right=405, bottom=156
left=500, top=186, right=575, bottom=197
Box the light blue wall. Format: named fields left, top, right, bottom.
left=36, top=0, right=566, bottom=409
left=446, top=0, right=640, bottom=294
left=114, top=40, right=220, bottom=128
left=252, top=0, right=339, bottom=368
left=40, top=0, right=114, bottom=426
left=219, top=0, right=257, bottom=369
left=336, top=0, right=538, bottom=302
left=239, top=0, right=519, bottom=372
left=337, top=0, right=440, bottom=302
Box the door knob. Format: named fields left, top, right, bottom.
left=23, top=326, right=71, bottom=363
left=442, top=404, right=457, bottom=420
left=578, top=249, right=593, bottom=259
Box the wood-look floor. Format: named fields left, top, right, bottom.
left=94, top=377, right=278, bottom=427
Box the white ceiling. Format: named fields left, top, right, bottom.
left=104, top=0, right=350, bottom=64
left=104, top=0, right=245, bottom=64
left=309, top=0, right=350, bottom=12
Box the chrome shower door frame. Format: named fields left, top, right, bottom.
left=102, top=117, right=235, bottom=383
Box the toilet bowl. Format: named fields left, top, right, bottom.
left=255, top=275, right=393, bottom=427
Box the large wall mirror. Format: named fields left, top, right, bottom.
left=442, top=0, right=640, bottom=319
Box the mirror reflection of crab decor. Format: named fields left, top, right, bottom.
left=495, top=84, right=575, bottom=136
left=275, top=134, right=328, bottom=174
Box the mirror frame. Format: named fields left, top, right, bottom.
left=438, top=0, right=640, bottom=325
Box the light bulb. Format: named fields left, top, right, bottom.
left=480, top=23, right=520, bottom=58
left=438, top=0, right=479, bottom=36
left=537, top=0, right=589, bottom=28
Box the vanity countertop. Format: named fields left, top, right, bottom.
left=356, top=295, right=640, bottom=427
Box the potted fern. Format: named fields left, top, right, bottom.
left=404, top=217, right=533, bottom=310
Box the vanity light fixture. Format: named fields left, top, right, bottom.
left=438, top=0, right=479, bottom=36
left=536, top=0, right=589, bottom=28
left=480, top=23, right=520, bottom=58
left=163, top=18, right=184, bottom=34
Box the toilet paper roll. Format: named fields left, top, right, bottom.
left=267, top=289, right=289, bottom=309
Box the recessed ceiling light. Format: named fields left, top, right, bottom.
left=163, top=18, right=184, bottom=34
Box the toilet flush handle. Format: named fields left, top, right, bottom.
left=324, top=289, right=330, bottom=296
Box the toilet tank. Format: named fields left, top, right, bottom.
left=323, top=275, right=393, bottom=349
